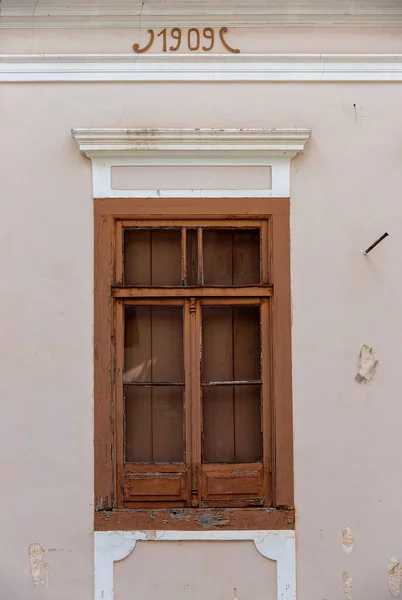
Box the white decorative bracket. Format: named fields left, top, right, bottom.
left=94, top=530, right=295, bottom=600
left=72, top=128, right=310, bottom=198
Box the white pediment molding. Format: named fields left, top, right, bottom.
left=72, top=127, right=311, bottom=198
left=3, top=54, right=402, bottom=83
left=2, top=0, right=402, bottom=28
left=72, top=128, right=311, bottom=159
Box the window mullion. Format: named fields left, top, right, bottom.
left=197, top=228, right=203, bottom=285
left=115, top=220, right=124, bottom=285
left=184, top=298, right=192, bottom=506
left=189, top=297, right=202, bottom=507
left=181, top=227, right=187, bottom=286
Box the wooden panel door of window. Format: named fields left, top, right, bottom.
left=113, top=221, right=273, bottom=508
left=200, top=300, right=271, bottom=507
left=119, top=301, right=189, bottom=507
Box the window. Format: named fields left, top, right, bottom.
left=94, top=198, right=293, bottom=530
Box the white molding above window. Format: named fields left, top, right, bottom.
left=94, top=530, right=296, bottom=600
left=72, top=128, right=311, bottom=198
left=1, top=0, right=402, bottom=28
left=2, top=54, right=402, bottom=83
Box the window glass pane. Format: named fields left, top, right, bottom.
left=124, top=306, right=183, bottom=383
left=125, top=385, right=184, bottom=463
left=124, top=305, right=184, bottom=464
left=202, top=306, right=261, bottom=383
left=203, top=386, right=234, bottom=463
left=124, top=228, right=181, bottom=286
left=186, top=229, right=198, bottom=285
left=202, top=385, right=261, bottom=463
left=234, top=385, right=262, bottom=462
left=203, top=229, right=260, bottom=285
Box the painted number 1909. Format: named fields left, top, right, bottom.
left=133, top=27, right=240, bottom=54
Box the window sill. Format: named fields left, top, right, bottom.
left=94, top=507, right=295, bottom=531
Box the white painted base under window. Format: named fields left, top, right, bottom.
left=94, top=530, right=296, bottom=600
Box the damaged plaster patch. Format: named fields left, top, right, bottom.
left=389, top=557, right=402, bottom=597
left=342, top=527, right=353, bottom=555
left=342, top=572, right=353, bottom=600
left=197, top=513, right=230, bottom=528
left=28, top=543, right=48, bottom=587
left=355, top=344, right=378, bottom=383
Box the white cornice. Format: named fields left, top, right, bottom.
left=72, top=128, right=311, bottom=198
left=2, top=54, right=402, bottom=82
left=1, top=0, right=402, bottom=28
left=72, top=128, right=312, bottom=159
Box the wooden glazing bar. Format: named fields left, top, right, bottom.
left=197, top=227, right=203, bottom=285
left=121, top=298, right=185, bottom=306
left=190, top=298, right=202, bottom=507
left=113, top=287, right=272, bottom=298
left=202, top=462, right=262, bottom=473
left=115, top=219, right=124, bottom=285
left=261, top=298, right=273, bottom=506
left=184, top=299, right=192, bottom=506
left=200, top=297, right=262, bottom=306
left=261, top=219, right=269, bottom=284
left=201, top=380, right=261, bottom=386
left=114, top=299, right=125, bottom=509
left=124, top=382, right=184, bottom=386
left=124, top=464, right=186, bottom=472
left=181, top=227, right=187, bottom=286
left=119, top=219, right=263, bottom=228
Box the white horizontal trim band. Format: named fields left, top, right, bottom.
left=2, top=54, right=402, bottom=82
left=3, top=16, right=402, bottom=28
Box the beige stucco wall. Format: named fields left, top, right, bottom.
left=1, top=26, right=402, bottom=53
left=1, top=26, right=402, bottom=600
left=115, top=541, right=277, bottom=600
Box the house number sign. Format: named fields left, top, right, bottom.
left=133, top=27, right=240, bottom=54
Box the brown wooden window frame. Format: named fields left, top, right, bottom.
left=94, top=197, right=294, bottom=531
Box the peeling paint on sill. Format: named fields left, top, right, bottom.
left=197, top=512, right=231, bottom=528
